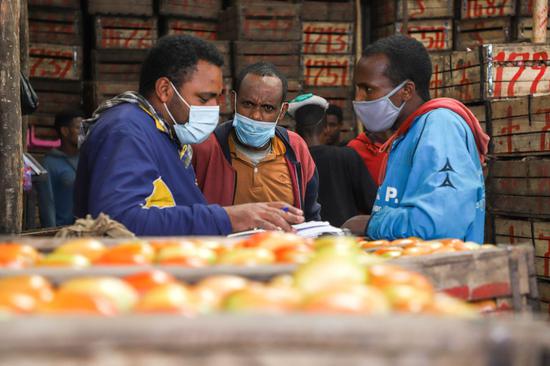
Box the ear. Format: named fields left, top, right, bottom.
left=155, top=77, right=174, bottom=104
left=401, top=81, right=416, bottom=102
left=60, top=126, right=69, bottom=139
left=280, top=102, right=289, bottom=118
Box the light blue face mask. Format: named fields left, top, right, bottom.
left=164, top=81, right=219, bottom=145
left=232, top=93, right=283, bottom=148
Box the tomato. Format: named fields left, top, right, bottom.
left=123, top=270, right=176, bottom=295
left=0, top=244, right=40, bottom=268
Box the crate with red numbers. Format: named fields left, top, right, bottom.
left=163, top=17, right=219, bottom=41
left=429, top=51, right=451, bottom=99
left=94, top=16, right=158, bottom=50
left=29, top=43, right=82, bottom=81
left=218, top=1, right=301, bottom=41
left=373, top=19, right=453, bottom=52
left=455, top=17, right=512, bottom=50
left=29, top=7, right=82, bottom=46
left=436, top=43, right=550, bottom=103
left=87, top=0, right=153, bottom=16
left=302, top=21, right=354, bottom=55
left=159, top=0, right=222, bottom=20
left=91, top=49, right=148, bottom=83
left=459, top=0, right=516, bottom=19
left=372, top=0, right=454, bottom=27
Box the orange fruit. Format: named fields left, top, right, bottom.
left=123, top=270, right=176, bottom=295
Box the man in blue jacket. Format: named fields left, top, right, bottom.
left=343, top=35, right=489, bottom=243
left=74, top=35, right=304, bottom=236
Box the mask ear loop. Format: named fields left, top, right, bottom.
left=168, top=80, right=191, bottom=109
left=274, top=102, right=288, bottom=124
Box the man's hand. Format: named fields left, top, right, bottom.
left=341, top=215, right=370, bottom=236
left=224, top=202, right=305, bottom=233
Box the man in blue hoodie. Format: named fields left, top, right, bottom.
left=38, top=110, right=83, bottom=227
left=74, top=35, right=304, bottom=236
left=342, top=35, right=489, bottom=243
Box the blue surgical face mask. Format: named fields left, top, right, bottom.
left=352, top=80, right=408, bottom=133
left=232, top=93, right=283, bottom=148
left=164, top=81, right=219, bottom=145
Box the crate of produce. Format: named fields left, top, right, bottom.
left=489, top=156, right=550, bottom=218
left=163, top=17, right=218, bottom=40
left=218, top=2, right=301, bottom=41
left=92, top=49, right=148, bottom=82
left=437, top=44, right=550, bottom=102
left=159, top=0, right=222, bottom=19
left=29, top=7, right=82, bottom=46
left=488, top=94, right=550, bottom=156
left=234, top=41, right=301, bottom=79
left=374, top=19, right=453, bottom=52
left=455, top=17, right=512, bottom=50
left=373, top=0, right=454, bottom=27
left=29, top=43, right=82, bottom=81
left=302, top=22, right=354, bottom=54
left=94, top=16, right=158, bottom=50
left=516, top=17, right=550, bottom=43
left=460, top=0, right=515, bottom=19
left=302, top=0, right=354, bottom=22
left=28, top=0, right=79, bottom=8
left=88, top=0, right=153, bottom=16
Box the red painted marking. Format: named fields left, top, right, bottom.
left=471, top=282, right=510, bottom=300
left=508, top=224, right=516, bottom=244
left=410, top=0, right=426, bottom=18
left=443, top=285, right=470, bottom=300
left=507, top=52, right=530, bottom=97
left=501, top=105, right=520, bottom=153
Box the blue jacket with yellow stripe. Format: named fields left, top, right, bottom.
left=74, top=103, right=233, bottom=236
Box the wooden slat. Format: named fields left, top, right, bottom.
left=398, top=19, right=453, bottom=51
left=88, top=0, right=153, bottom=16
left=164, top=18, right=218, bottom=40
left=460, top=0, right=516, bottom=19
left=28, top=0, right=79, bottom=8
left=302, top=1, right=354, bottom=21
left=516, top=17, right=550, bottom=42
left=490, top=194, right=550, bottom=216
left=455, top=17, right=511, bottom=50
left=159, top=0, right=222, bottom=19
left=490, top=178, right=550, bottom=196
left=29, top=8, right=81, bottom=46
left=234, top=41, right=300, bottom=55
left=539, top=279, right=550, bottom=301
left=519, top=0, right=550, bottom=16
left=374, top=0, right=453, bottom=26
left=535, top=240, right=550, bottom=258
left=492, top=132, right=550, bottom=155
left=95, top=16, right=158, bottom=50
left=494, top=217, right=533, bottom=238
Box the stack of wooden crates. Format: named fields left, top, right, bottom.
left=86, top=0, right=156, bottom=109
left=27, top=0, right=84, bottom=158
left=301, top=0, right=356, bottom=138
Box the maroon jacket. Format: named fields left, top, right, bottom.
left=192, top=121, right=321, bottom=221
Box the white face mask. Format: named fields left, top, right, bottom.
left=352, top=80, right=408, bottom=133
left=164, top=81, right=219, bottom=145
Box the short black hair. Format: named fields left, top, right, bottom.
left=326, top=104, right=343, bottom=123
left=235, top=62, right=288, bottom=103
left=54, top=109, right=84, bottom=134
left=363, top=34, right=432, bottom=101
left=295, top=105, right=326, bottom=138
left=139, top=35, right=224, bottom=96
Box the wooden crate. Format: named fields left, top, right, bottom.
left=516, top=17, right=550, bottom=43
left=302, top=0, right=354, bottom=21
left=429, top=51, right=452, bottom=98
left=466, top=102, right=487, bottom=132
left=302, top=22, right=354, bottom=54
left=28, top=0, right=79, bottom=8
left=493, top=216, right=533, bottom=245
left=540, top=279, right=550, bottom=301
left=29, top=7, right=82, bottom=46
left=374, top=19, right=453, bottom=51
left=460, top=0, right=516, bottom=19
left=0, top=315, right=548, bottom=366
left=28, top=79, right=82, bottom=125
left=218, top=78, right=233, bottom=117
left=163, top=17, right=218, bottom=40
left=159, top=0, right=222, bottom=19
left=302, top=54, right=354, bottom=87
left=88, top=0, right=153, bottom=16
left=373, top=0, right=454, bottom=26
left=87, top=81, right=139, bottom=110
left=234, top=41, right=301, bottom=79
left=519, top=0, right=550, bottom=16
left=29, top=43, right=82, bottom=81
left=488, top=94, right=550, bottom=156
left=94, top=16, right=158, bottom=50
left=218, top=2, right=301, bottom=41
left=437, top=44, right=550, bottom=103
left=455, top=17, right=512, bottom=51
left=302, top=86, right=354, bottom=121
left=92, top=49, right=148, bottom=82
